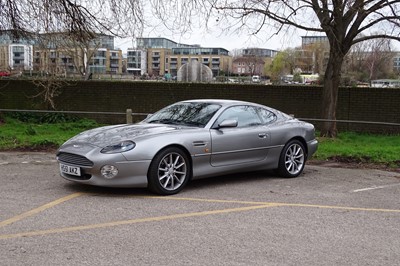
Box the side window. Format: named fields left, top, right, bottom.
left=258, top=108, right=277, bottom=124
left=216, top=105, right=262, bottom=128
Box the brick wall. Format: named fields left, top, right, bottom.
left=0, top=79, right=399, bottom=133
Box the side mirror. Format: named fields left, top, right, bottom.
left=218, top=119, right=238, bottom=128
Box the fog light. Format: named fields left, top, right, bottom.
left=101, top=165, right=118, bottom=179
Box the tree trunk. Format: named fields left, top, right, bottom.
left=320, top=49, right=344, bottom=138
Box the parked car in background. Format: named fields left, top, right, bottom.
left=57, top=99, right=318, bottom=195
left=252, top=75, right=261, bottom=83
left=370, top=79, right=400, bottom=88
left=0, top=71, right=10, bottom=77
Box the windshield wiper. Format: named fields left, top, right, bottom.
left=147, top=119, right=177, bottom=124
left=178, top=121, right=204, bottom=127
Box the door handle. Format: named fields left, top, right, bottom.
left=258, top=133, right=269, bottom=138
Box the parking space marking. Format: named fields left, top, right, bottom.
left=279, top=203, right=400, bottom=213
left=1, top=195, right=399, bottom=240
left=0, top=192, right=86, bottom=228
left=0, top=204, right=277, bottom=240
left=352, top=183, right=400, bottom=193
left=145, top=196, right=400, bottom=213
left=144, top=196, right=275, bottom=205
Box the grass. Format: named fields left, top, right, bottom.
left=313, top=132, right=400, bottom=167
left=0, top=115, right=100, bottom=150
left=0, top=114, right=399, bottom=168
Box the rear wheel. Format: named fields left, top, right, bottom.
left=278, top=140, right=306, bottom=178
left=148, top=147, right=191, bottom=195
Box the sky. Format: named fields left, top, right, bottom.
left=114, top=18, right=307, bottom=53
left=113, top=5, right=400, bottom=54
left=115, top=29, right=304, bottom=53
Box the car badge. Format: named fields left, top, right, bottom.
left=73, top=144, right=81, bottom=148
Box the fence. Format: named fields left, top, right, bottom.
left=1, top=79, right=399, bottom=133
left=1, top=109, right=399, bottom=133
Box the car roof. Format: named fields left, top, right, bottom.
left=180, top=99, right=291, bottom=119
left=181, top=99, right=253, bottom=106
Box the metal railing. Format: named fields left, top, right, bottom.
left=298, top=118, right=400, bottom=127
left=0, top=109, right=148, bottom=124
left=1, top=108, right=400, bottom=127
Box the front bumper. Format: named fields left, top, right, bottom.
left=57, top=145, right=150, bottom=188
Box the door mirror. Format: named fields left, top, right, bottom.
left=218, top=119, right=238, bottom=128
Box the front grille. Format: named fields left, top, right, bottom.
left=57, top=152, right=94, bottom=167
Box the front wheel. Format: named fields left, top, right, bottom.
left=147, top=147, right=191, bottom=195
left=278, top=140, right=306, bottom=178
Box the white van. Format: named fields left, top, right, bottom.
left=252, top=75, right=261, bottom=83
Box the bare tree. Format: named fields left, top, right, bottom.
left=151, top=0, right=400, bottom=137
left=346, top=38, right=394, bottom=81
left=1, top=0, right=146, bottom=109
left=0, top=0, right=145, bottom=39
left=242, top=55, right=265, bottom=76
left=363, top=38, right=393, bottom=80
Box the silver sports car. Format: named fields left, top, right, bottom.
left=57, top=99, right=318, bottom=195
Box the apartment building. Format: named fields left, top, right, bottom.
left=126, top=49, right=146, bottom=75
left=393, top=52, right=400, bottom=73
left=297, top=36, right=330, bottom=75
left=232, top=57, right=265, bottom=76
left=136, top=37, right=232, bottom=77
left=242, top=48, right=278, bottom=58
left=0, top=30, right=123, bottom=75
left=301, top=35, right=329, bottom=48
left=0, top=30, right=34, bottom=72
left=232, top=48, right=277, bottom=76
left=169, top=47, right=232, bottom=77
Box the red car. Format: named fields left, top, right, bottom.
left=0, top=71, right=11, bottom=77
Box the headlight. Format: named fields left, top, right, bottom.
left=101, top=141, right=135, bottom=154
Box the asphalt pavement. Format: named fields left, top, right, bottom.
left=1, top=152, right=399, bottom=266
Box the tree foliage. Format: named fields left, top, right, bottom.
left=269, top=49, right=295, bottom=82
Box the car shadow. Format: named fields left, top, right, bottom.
left=62, top=170, right=281, bottom=196
left=185, top=170, right=281, bottom=192
left=63, top=183, right=150, bottom=196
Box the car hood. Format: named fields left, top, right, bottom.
left=65, top=123, right=187, bottom=147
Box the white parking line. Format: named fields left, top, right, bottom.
left=352, top=183, right=400, bottom=193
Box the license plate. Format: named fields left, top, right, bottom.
left=60, top=163, right=81, bottom=176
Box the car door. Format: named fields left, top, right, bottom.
left=210, top=105, right=271, bottom=167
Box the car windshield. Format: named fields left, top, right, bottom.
left=144, top=102, right=221, bottom=127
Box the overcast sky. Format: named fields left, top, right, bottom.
left=115, top=28, right=305, bottom=52
left=114, top=4, right=400, bottom=53
left=114, top=12, right=309, bottom=53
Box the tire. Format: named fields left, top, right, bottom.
left=147, top=147, right=191, bottom=195
left=278, top=139, right=306, bottom=178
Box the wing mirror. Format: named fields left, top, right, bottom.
left=218, top=119, right=238, bottom=128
